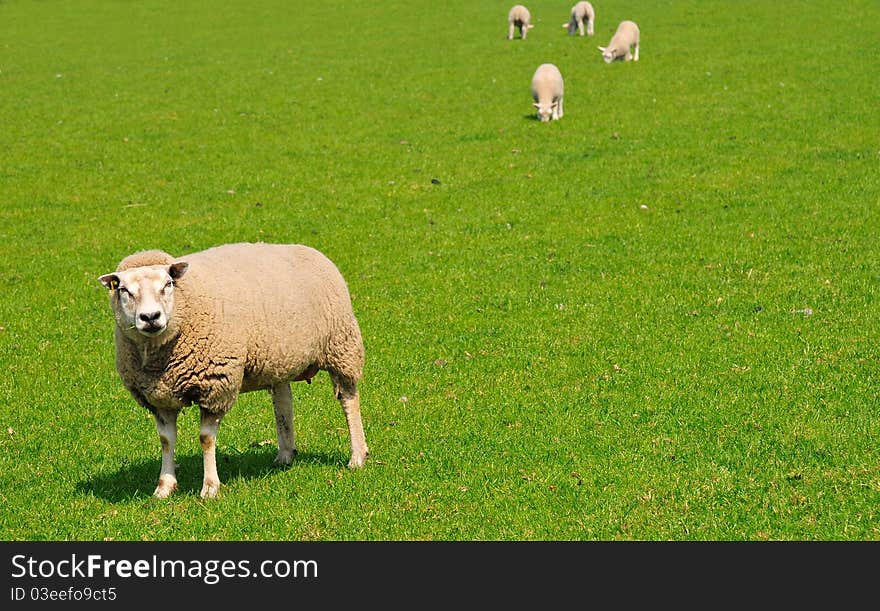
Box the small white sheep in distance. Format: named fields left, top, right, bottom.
left=531, top=63, right=564, bottom=122
left=508, top=5, right=534, bottom=40
left=98, top=242, right=368, bottom=499
left=599, top=20, right=640, bottom=63
left=562, top=1, right=595, bottom=36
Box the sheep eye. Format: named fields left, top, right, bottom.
left=118, top=286, right=131, bottom=297
left=163, top=281, right=173, bottom=292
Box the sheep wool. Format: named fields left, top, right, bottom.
left=98, top=242, right=368, bottom=499
left=598, top=20, right=640, bottom=63
left=531, top=63, right=564, bottom=122
left=507, top=5, right=534, bottom=40
left=564, top=2, right=595, bottom=37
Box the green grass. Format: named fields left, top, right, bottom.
left=0, top=0, right=878, bottom=540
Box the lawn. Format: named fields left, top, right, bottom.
left=0, top=0, right=878, bottom=540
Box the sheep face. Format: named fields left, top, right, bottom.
left=598, top=46, right=616, bottom=63
left=99, top=262, right=188, bottom=338
left=534, top=101, right=557, bottom=122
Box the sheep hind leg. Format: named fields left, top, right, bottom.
left=330, top=373, right=369, bottom=468
left=199, top=408, right=226, bottom=499
left=270, top=382, right=297, bottom=465
left=153, top=408, right=178, bottom=498
left=556, top=97, right=564, bottom=119
left=633, top=43, right=639, bottom=61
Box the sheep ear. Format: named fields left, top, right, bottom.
left=99, top=273, right=120, bottom=290
left=169, top=261, right=189, bottom=280
left=598, top=46, right=606, bottom=52
left=533, top=102, right=540, bottom=108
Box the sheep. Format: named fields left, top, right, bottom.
left=507, top=5, right=534, bottom=40
left=562, top=1, right=595, bottom=37
left=531, top=63, right=564, bottom=122
left=97, top=242, right=368, bottom=499
left=598, top=20, right=640, bottom=63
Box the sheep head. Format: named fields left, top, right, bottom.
left=534, top=101, right=557, bottom=122
left=99, top=262, right=189, bottom=339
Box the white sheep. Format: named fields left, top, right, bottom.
left=598, top=20, right=640, bottom=63
left=98, top=242, right=368, bottom=499
left=562, top=1, right=595, bottom=36
left=508, top=5, right=534, bottom=40
left=531, top=63, right=564, bottom=122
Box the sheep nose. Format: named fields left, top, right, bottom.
left=139, top=311, right=161, bottom=323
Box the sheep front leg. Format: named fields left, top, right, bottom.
left=578, top=20, right=585, bottom=36
left=199, top=408, right=226, bottom=498
left=508, top=23, right=514, bottom=40
left=331, top=375, right=369, bottom=468
left=153, top=408, right=178, bottom=498
left=633, top=43, right=639, bottom=61
left=270, top=382, right=297, bottom=464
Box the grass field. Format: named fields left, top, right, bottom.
left=0, top=0, right=878, bottom=540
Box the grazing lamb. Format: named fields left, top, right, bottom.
left=98, top=242, right=368, bottom=499
left=598, top=20, right=640, bottom=63
left=563, top=1, right=595, bottom=36
left=508, top=5, right=534, bottom=40
left=531, top=63, right=564, bottom=122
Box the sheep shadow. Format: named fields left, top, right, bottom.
left=76, top=447, right=347, bottom=502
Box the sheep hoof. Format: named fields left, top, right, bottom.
left=347, top=450, right=368, bottom=469
left=200, top=480, right=221, bottom=499
left=274, top=449, right=297, bottom=465
left=153, top=475, right=178, bottom=499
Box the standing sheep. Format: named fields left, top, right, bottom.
left=98, top=242, right=368, bottom=499
left=598, top=20, right=640, bottom=63
left=507, top=5, right=534, bottom=40
left=563, top=1, right=595, bottom=37
left=531, top=63, right=564, bottom=122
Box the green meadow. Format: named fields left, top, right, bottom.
left=0, top=0, right=878, bottom=540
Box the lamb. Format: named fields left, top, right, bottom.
left=97, top=242, right=368, bottom=499
left=598, top=20, right=640, bottom=63
left=563, top=2, right=595, bottom=36
left=531, top=63, right=564, bottom=122
left=507, top=5, right=534, bottom=40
